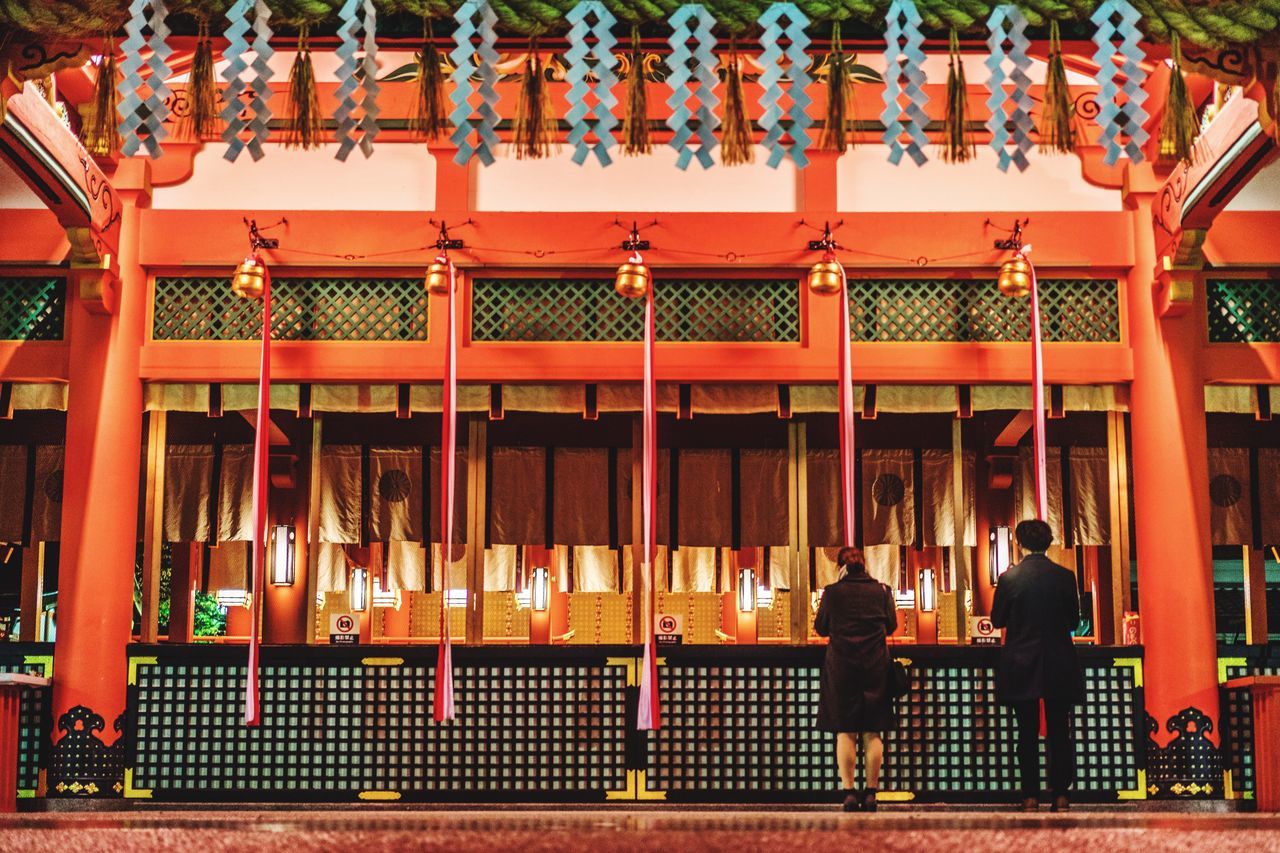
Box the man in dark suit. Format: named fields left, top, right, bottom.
left=991, top=519, right=1085, bottom=812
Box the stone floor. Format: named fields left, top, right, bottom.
left=1, top=808, right=1278, bottom=852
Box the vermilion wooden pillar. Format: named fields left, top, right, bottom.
left=1128, top=189, right=1221, bottom=798
left=48, top=160, right=150, bottom=799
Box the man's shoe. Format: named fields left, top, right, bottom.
left=1020, top=797, right=1039, bottom=812
left=862, top=788, right=879, bottom=812
left=1050, top=794, right=1070, bottom=813
left=841, top=790, right=861, bottom=812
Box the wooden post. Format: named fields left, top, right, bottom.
left=305, top=415, right=323, bottom=643
left=1244, top=546, right=1270, bottom=645
left=139, top=410, right=167, bottom=644
left=465, top=416, right=487, bottom=644
left=789, top=421, right=811, bottom=644
left=951, top=418, right=970, bottom=644
left=166, top=542, right=199, bottom=643
left=1105, top=410, right=1132, bottom=643
left=19, top=543, right=44, bottom=642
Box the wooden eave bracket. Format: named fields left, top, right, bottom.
left=1150, top=92, right=1279, bottom=319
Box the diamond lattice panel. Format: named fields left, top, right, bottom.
left=152, top=278, right=427, bottom=341
left=848, top=279, right=1120, bottom=343
left=1208, top=280, right=1280, bottom=343
left=0, top=277, right=65, bottom=341
left=470, top=279, right=801, bottom=342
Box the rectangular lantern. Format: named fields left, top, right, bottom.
left=445, top=588, right=468, bottom=609
left=351, top=567, right=369, bottom=612
left=738, top=568, right=757, bottom=613
left=270, top=524, right=296, bottom=586
left=989, top=526, right=1014, bottom=584
left=530, top=566, right=550, bottom=612
left=918, top=568, right=936, bottom=612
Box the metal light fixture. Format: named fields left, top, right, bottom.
left=445, top=588, right=469, bottom=609
left=738, top=568, right=757, bottom=613
left=918, top=568, right=936, bottom=612
left=756, top=584, right=774, bottom=609
left=530, top=566, right=550, bottom=612
left=989, top=525, right=1013, bottom=584
left=351, top=567, right=369, bottom=611
left=372, top=577, right=400, bottom=609
left=215, top=589, right=250, bottom=609
left=270, top=524, right=296, bottom=586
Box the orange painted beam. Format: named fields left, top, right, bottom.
left=1203, top=345, right=1280, bottom=384
left=0, top=342, right=70, bottom=381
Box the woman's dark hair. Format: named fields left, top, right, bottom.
left=836, top=547, right=866, bottom=573
left=1015, top=519, right=1053, bottom=553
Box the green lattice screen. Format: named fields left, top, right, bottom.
left=152, top=277, right=427, bottom=341
left=1208, top=279, right=1280, bottom=343
left=470, top=278, right=800, bottom=342
left=0, top=277, right=65, bottom=341
left=848, top=278, right=1121, bottom=342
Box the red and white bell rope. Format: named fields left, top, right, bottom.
left=1025, top=247, right=1048, bottom=521
left=636, top=262, right=661, bottom=731
left=434, top=254, right=458, bottom=722
left=245, top=260, right=271, bottom=726
left=834, top=258, right=857, bottom=546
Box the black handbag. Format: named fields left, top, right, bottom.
left=887, top=658, right=911, bottom=699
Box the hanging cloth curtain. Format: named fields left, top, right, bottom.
left=1016, top=446, right=1066, bottom=543
left=30, top=446, right=63, bottom=543
left=1208, top=448, right=1252, bottom=546
left=0, top=446, right=26, bottom=542
left=163, top=445, right=213, bottom=542
left=861, top=449, right=914, bottom=546
left=920, top=449, right=975, bottom=547
left=369, top=448, right=423, bottom=542
left=319, top=446, right=362, bottom=543
left=1259, top=449, right=1280, bottom=546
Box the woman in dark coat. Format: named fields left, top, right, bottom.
left=814, top=547, right=899, bottom=812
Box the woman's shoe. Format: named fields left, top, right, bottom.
left=861, top=788, right=878, bottom=812
left=1050, top=794, right=1070, bottom=813
left=841, top=789, right=861, bottom=812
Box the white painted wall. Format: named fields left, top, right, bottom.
left=1225, top=158, right=1280, bottom=211
left=836, top=145, right=1122, bottom=212
left=151, top=142, right=437, bottom=211
left=473, top=144, right=799, bottom=212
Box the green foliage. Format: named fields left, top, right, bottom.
left=194, top=591, right=227, bottom=637
left=4, top=0, right=1280, bottom=48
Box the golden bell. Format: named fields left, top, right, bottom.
left=424, top=261, right=452, bottom=295
left=615, top=261, right=650, bottom=299
left=997, top=255, right=1033, bottom=298
left=231, top=258, right=265, bottom=300
left=807, top=259, right=844, bottom=296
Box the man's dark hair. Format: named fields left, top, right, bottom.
left=1015, top=519, right=1053, bottom=553
left=836, top=547, right=866, bottom=573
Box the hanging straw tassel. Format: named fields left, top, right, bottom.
left=622, top=25, right=651, bottom=156
left=410, top=19, right=448, bottom=140
left=187, top=22, right=220, bottom=140
left=82, top=37, right=119, bottom=156
left=819, top=20, right=852, bottom=152
left=720, top=39, right=754, bottom=165
left=941, top=28, right=975, bottom=163
left=284, top=26, right=322, bottom=150
left=512, top=37, right=557, bottom=159
left=1039, top=20, right=1075, bottom=154
left=1159, top=32, right=1199, bottom=163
